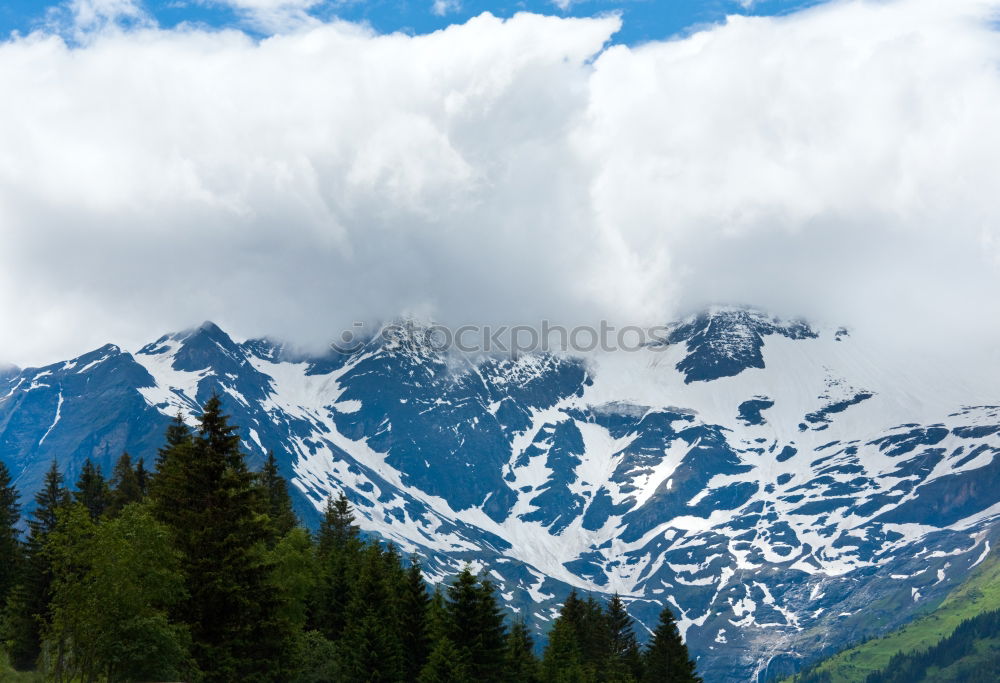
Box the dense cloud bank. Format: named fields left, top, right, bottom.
left=2, top=0, right=1000, bottom=364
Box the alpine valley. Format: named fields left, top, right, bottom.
left=3, top=306, right=1000, bottom=682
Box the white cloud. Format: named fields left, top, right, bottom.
left=69, top=0, right=148, bottom=24
left=46, top=0, right=153, bottom=41
left=1, top=1, right=1000, bottom=365
left=432, top=0, right=461, bottom=17
left=211, top=0, right=323, bottom=33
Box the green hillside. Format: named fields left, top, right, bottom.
left=786, top=552, right=1000, bottom=683
left=863, top=608, right=1000, bottom=683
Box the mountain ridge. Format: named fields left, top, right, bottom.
left=2, top=307, right=1000, bottom=682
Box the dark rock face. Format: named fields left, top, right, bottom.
left=668, top=308, right=817, bottom=383
left=0, top=345, right=170, bottom=500
left=3, top=307, right=1000, bottom=682
left=739, top=398, right=774, bottom=426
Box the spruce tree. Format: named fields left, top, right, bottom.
left=445, top=566, right=507, bottom=681
left=318, top=492, right=360, bottom=556
left=3, top=460, right=69, bottom=670
left=148, top=416, right=193, bottom=532
left=159, top=413, right=192, bottom=464
left=426, top=585, right=449, bottom=642
left=269, top=527, right=318, bottom=635
left=0, top=461, right=21, bottom=612
left=641, top=605, right=700, bottom=683
left=31, top=461, right=71, bottom=536
left=339, top=543, right=404, bottom=681
left=474, top=577, right=509, bottom=679
left=542, top=614, right=589, bottom=683
left=150, top=396, right=293, bottom=681
left=135, top=457, right=149, bottom=498
left=400, top=557, right=431, bottom=680
left=419, top=636, right=472, bottom=683
left=579, top=594, right=611, bottom=678
left=541, top=589, right=600, bottom=681
left=606, top=593, right=642, bottom=681
left=340, top=610, right=401, bottom=682
left=504, top=617, right=541, bottom=683
left=312, top=492, right=362, bottom=641
left=258, top=451, right=297, bottom=542
left=108, top=452, right=144, bottom=515
left=73, top=458, right=109, bottom=520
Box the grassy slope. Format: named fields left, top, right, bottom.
left=922, top=635, right=1000, bottom=682
left=786, top=553, right=1000, bottom=683
left=0, top=651, right=41, bottom=682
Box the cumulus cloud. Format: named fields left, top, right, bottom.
left=1, top=0, right=1000, bottom=365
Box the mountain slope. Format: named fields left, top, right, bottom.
left=3, top=308, right=1000, bottom=682
left=866, top=610, right=1000, bottom=683
left=788, top=555, right=1000, bottom=682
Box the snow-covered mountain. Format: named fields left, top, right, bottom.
left=3, top=307, right=1000, bottom=682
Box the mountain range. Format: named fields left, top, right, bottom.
left=2, top=306, right=1000, bottom=682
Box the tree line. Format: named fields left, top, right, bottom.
left=0, top=396, right=700, bottom=681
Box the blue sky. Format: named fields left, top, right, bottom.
left=0, top=0, right=830, bottom=43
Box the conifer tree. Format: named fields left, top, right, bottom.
left=400, top=557, right=431, bottom=680
left=541, top=589, right=601, bottom=681
left=426, top=585, right=449, bottom=642
left=504, top=617, right=541, bottom=683
left=445, top=566, right=507, bottom=681
left=108, top=452, right=144, bottom=515
left=0, top=461, right=21, bottom=612
left=445, top=566, right=485, bottom=669
left=606, top=593, right=642, bottom=681
left=318, top=492, right=360, bottom=556
left=31, top=461, right=71, bottom=537
left=148, top=415, right=193, bottom=529
left=313, top=492, right=362, bottom=640
left=135, top=456, right=149, bottom=498
left=382, top=541, right=406, bottom=586
left=641, top=605, right=700, bottom=683
left=258, top=451, right=297, bottom=542
left=474, top=576, right=509, bottom=679
left=159, top=413, right=192, bottom=464
left=419, top=636, right=472, bottom=683
left=150, top=396, right=293, bottom=681
left=340, top=610, right=402, bottom=682
left=73, top=458, right=109, bottom=520
left=579, top=594, right=611, bottom=678
left=269, top=527, right=318, bottom=635
left=3, top=460, right=69, bottom=670
left=542, top=614, right=589, bottom=683
left=339, top=543, right=404, bottom=681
